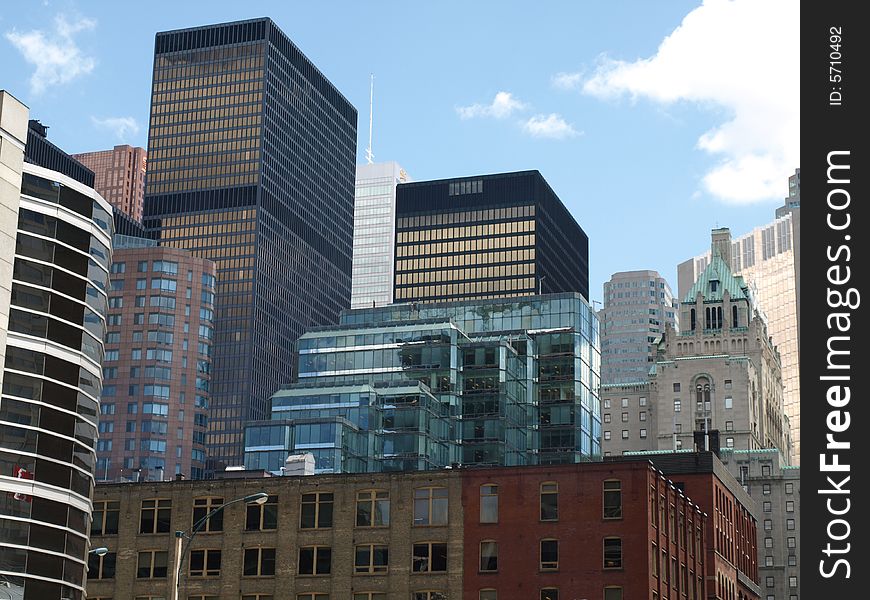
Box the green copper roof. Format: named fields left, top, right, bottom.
left=683, top=255, right=749, bottom=303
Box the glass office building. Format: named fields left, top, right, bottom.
left=351, top=162, right=409, bottom=308
left=0, top=95, right=113, bottom=600
left=394, top=170, right=590, bottom=303
left=244, top=293, right=601, bottom=473
left=142, top=18, right=357, bottom=471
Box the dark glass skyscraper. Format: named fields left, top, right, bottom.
left=394, top=170, right=589, bottom=303
left=143, top=18, right=357, bottom=471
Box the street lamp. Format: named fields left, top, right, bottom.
left=171, top=492, right=268, bottom=600
left=89, top=547, right=109, bottom=556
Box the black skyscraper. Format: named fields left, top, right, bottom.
left=394, top=170, right=589, bottom=303
left=143, top=18, right=357, bottom=471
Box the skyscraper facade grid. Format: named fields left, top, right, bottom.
left=142, top=18, right=357, bottom=471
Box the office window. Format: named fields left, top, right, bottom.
left=414, top=487, right=448, bottom=526
left=540, top=482, right=558, bottom=521
left=673, top=383, right=681, bottom=392
left=786, top=500, right=795, bottom=512
left=725, top=396, right=733, bottom=409
left=412, top=542, right=447, bottom=572
left=639, top=412, right=647, bottom=421
left=621, top=430, right=629, bottom=439
left=764, top=519, right=772, bottom=531
left=787, top=518, right=795, bottom=530
left=651, top=543, right=658, bottom=576
left=766, top=577, right=775, bottom=588
left=640, top=396, right=647, bottom=406
left=189, top=549, right=221, bottom=577
left=603, top=588, right=623, bottom=600
left=246, top=495, right=278, bottom=530
left=603, top=538, right=622, bottom=569
left=540, top=589, right=559, bottom=600
left=298, top=546, right=331, bottom=575
left=725, top=420, right=734, bottom=431
left=87, top=552, right=117, bottom=579
left=412, top=593, right=447, bottom=600
left=604, top=414, right=611, bottom=423
left=301, top=492, right=334, bottom=529
left=674, top=399, right=681, bottom=412
left=726, top=437, right=734, bottom=448
left=540, top=539, right=558, bottom=570
left=763, top=483, right=771, bottom=495
left=764, top=537, right=773, bottom=548
left=788, top=555, right=797, bottom=566
left=603, top=480, right=622, bottom=519
left=479, top=540, right=498, bottom=572
left=355, top=544, right=389, bottom=574
left=139, top=499, right=171, bottom=534
left=604, top=399, right=611, bottom=409
left=765, top=555, right=774, bottom=567
left=621, top=412, right=628, bottom=422
left=621, top=398, right=628, bottom=408
left=763, top=501, right=772, bottom=512
left=243, top=547, right=276, bottom=576
left=356, top=490, right=390, bottom=527
left=91, top=500, right=120, bottom=535
left=785, top=482, right=794, bottom=494
left=137, top=550, right=168, bottom=578
left=787, top=537, right=796, bottom=548
left=604, top=431, right=611, bottom=441
left=640, top=428, right=647, bottom=438
left=762, top=465, right=772, bottom=476
left=193, top=497, right=224, bottom=532
left=480, top=484, right=498, bottom=523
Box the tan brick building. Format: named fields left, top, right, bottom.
left=86, top=470, right=465, bottom=600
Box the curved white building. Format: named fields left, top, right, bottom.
left=0, top=91, right=113, bottom=600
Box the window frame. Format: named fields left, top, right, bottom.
left=412, top=541, right=448, bottom=573
left=540, top=482, right=558, bottom=521
left=354, top=543, right=389, bottom=575
left=300, top=491, right=334, bottom=529
left=540, top=538, right=559, bottom=571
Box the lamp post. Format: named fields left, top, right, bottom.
left=89, top=547, right=109, bottom=556
left=171, top=492, right=268, bottom=600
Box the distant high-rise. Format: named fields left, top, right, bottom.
left=351, top=162, right=409, bottom=308
left=142, top=18, right=357, bottom=471
left=677, top=168, right=800, bottom=462
left=99, top=239, right=215, bottom=482
left=393, top=170, right=589, bottom=303
left=1, top=91, right=113, bottom=600
left=73, top=145, right=147, bottom=222
left=599, top=270, right=678, bottom=384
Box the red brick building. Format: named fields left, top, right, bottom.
left=617, top=452, right=761, bottom=600
left=461, top=461, right=707, bottom=600
left=73, top=145, right=147, bottom=221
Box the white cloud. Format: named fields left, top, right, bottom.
left=522, top=114, right=581, bottom=140
left=5, top=14, right=97, bottom=95
left=580, top=0, right=798, bottom=204
left=552, top=71, right=584, bottom=91
left=457, top=91, right=528, bottom=119
left=91, top=116, right=140, bottom=140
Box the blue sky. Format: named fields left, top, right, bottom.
left=1, top=0, right=798, bottom=302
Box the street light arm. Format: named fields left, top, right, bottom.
left=173, top=492, right=268, bottom=600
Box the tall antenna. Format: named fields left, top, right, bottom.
left=365, top=73, right=374, bottom=164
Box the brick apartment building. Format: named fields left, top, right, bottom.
left=84, top=457, right=754, bottom=600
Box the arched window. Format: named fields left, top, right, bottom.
left=732, top=305, right=738, bottom=328
left=690, top=308, right=696, bottom=331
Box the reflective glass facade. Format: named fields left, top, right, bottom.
left=394, top=171, right=589, bottom=303
left=0, top=103, right=113, bottom=600
left=351, top=162, right=409, bottom=309
left=143, top=18, right=357, bottom=471
left=245, top=293, right=601, bottom=473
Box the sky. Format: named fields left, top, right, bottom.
left=0, top=0, right=799, bottom=304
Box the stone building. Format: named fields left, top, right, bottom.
left=718, top=449, right=800, bottom=600
left=602, top=231, right=791, bottom=464
left=678, top=169, right=800, bottom=462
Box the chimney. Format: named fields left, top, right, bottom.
left=711, top=228, right=732, bottom=266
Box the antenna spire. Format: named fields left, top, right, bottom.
left=365, top=74, right=374, bottom=164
